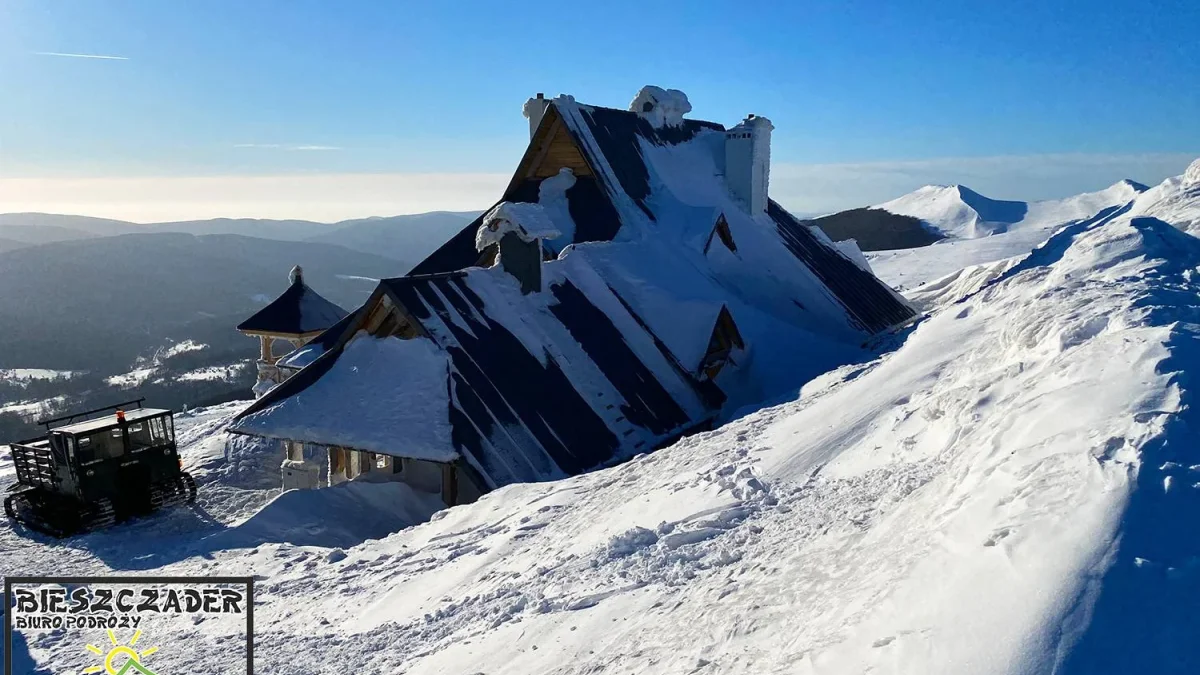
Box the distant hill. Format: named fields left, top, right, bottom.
left=808, top=209, right=942, bottom=251
left=147, top=217, right=337, bottom=241
left=305, top=211, right=478, bottom=269
left=0, top=211, right=481, bottom=266
left=0, top=223, right=102, bottom=245
left=875, top=180, right=1147, bottom=239
left=0, top=232, right=401, bottom=371
left=0, top=213, right=148, bottom=237
left=0, top=237, right=26, bottom=253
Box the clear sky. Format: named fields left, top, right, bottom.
left=1, top=0, right=1198, bottom=221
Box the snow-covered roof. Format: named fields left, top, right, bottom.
left=412, top=95, right=914, bottom=337
left=276, top=341, right=324, bottom=370
left=380, top=264, right=712, bottom=487
left=232, top=259, right=719, bottom=489
left=237, top=271, right=349, bottom=336
left=233, top=334, right=455, bottom=462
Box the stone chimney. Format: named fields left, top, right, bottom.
left=523, top=93, right=550, bottom=139
left=725, top=114, right=774, bottom=214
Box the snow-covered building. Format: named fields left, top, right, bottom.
left=228, top=87, right=916, bottom=505
left=236, top=265, right=350, bottom=398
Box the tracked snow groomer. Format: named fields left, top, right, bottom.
left=4, top=399, right=196, bottom=537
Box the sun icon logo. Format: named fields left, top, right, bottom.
left=83, top=629, right=161, bottom=675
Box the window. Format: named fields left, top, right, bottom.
left=699, top=306, right=746, bottom=380
left=81, top=428, right=124, bottom=461
left=149, top=417, right=171, bottom=444
left=128, top=421, right=155, bottom=450
left=703, top=214, right=738, bottom=255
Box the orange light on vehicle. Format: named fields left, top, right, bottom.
left=116, top=410, right=126, bottom=422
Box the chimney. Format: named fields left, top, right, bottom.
left=523, top=93, right=549, bottom=139
left=475, top=202, right=561, bottom=294
left=724, top=114, right=774, bottom=213
left=498, top=232, right=543, bottom=294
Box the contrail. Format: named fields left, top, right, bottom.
left=34, top=51, right=129, bottom=61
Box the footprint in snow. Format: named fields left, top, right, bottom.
left=984, top=527, right=1012, bottom=547
left=872, top=636, right=896, bottom=648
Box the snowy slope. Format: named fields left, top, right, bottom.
left=4, top=175, right=1199, bottom=672
left=869, top=166, right=1198, bottom=293
left=877, top=180, right=1145, bottom=239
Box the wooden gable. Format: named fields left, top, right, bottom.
left=358, top=290, right=424, bottom=340
left=507, top=104, right=594, bottom=194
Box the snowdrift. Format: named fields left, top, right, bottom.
left=218, top=480, right=446, bottom=549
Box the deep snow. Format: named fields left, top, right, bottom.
left=3, top=167, right=1200, bottom=673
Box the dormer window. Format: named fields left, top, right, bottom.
left=703, top=213, right=738, bottom=255
left=699, top=306, right=745, bottom=380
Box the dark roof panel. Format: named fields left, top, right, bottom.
left=568, top=104, right=723, bottom=218
left=549, top=280, right=692, bottom=435
left=236, top=278, right=349, bottom=335
left=767, top=201, right=915, bottom=333
left=383, top=274, right=622, bottom=484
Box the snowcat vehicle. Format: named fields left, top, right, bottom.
left=3, top=399, right=196, bottom=537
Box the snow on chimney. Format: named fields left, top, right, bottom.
left=523, top=93, right=550, bottom=139
left=476, top=202, right=561, bottom=294
left=629, top=86, right=691, bottom=128
left=725, top=114, right=774, bottom=214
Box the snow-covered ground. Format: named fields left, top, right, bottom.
left=0, top=395, right=67, bottom=420
left=0, top=369, right=78, bottom=382
left=3, top=164, right=1200, bottom=673
left=104, top=367, right=158, bottom=388
left=176, top=362, right=250, bottom=383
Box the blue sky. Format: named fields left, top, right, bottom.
left=1, top=0, right=1198, bottom=221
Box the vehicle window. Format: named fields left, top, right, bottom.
left=149, top=417, right=171, bottom=444
left=49, top=433, right=68, bottom=464
left=128, top=421, right=155, bottom=450
left=84, top=429, right=124, bottom=460
left=75, top=435, right=94, bottom=463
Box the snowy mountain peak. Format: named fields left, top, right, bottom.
left=1185, top=157, right=1200, bottom=185
left=876, top=184, right=1025, bottom=239
left=1115, top=178, right=1150, bottom=192
left=877, top=179, right=1148, bottom=241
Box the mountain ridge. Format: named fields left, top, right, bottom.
left=0, top=210, right=480, bottom=262
left=876, top=179, right=1148, bottom=239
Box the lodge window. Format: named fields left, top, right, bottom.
left=703, top=214, right=738, bottom=255
left=699, top=306, right=745, bottom=380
